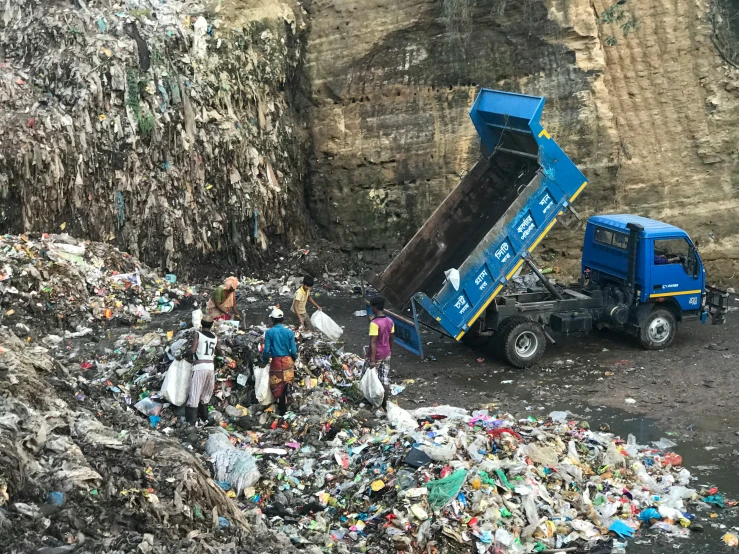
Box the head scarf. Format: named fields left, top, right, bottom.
left=223, top=276, right=239, bottom=290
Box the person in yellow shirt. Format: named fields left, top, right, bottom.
left=291, top=276, right=322, bottom=330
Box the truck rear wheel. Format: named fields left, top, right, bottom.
left=638, top=308, right=677, bottom=350
left=497, top=316, right=546, bottom=368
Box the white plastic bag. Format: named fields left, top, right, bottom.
left=444, top=268, right=460, bottom=290
left=386, top=401, right=417, bottom=431
left=360, top=367, right=384, bottom=407
left=160, top=359, right=192, bottom=407
left=205, top=433, right=260, bottom=496
left=311, top=311, right=343, bottom=341
left=420, top=442, right=457, bottom=462
left=254, top=364, right=275, bottom=406
left=192, top=308, right=202, bottom=329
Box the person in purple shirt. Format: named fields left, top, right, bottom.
left=366, top=296, right=394, bottom=410
left=654, top=254, right=680, bottom=265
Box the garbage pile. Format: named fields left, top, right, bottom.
left=1, top=303, right=734, bottom=553
left=0, top=233, right=195, bottom=332
left=0, top=0, right=311, bottom=270
left=0, top=327, right=256, bottom=554
left=199, top=381, right=731, bottom=553
left=82, top=319, right=731, bottom=553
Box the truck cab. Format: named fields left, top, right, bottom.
left=583, top=215, right=705, bottom=320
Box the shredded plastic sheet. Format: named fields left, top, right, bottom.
left=425, top=469, right=467, bottom=509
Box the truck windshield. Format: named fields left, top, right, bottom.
left=594, top=226, right=629, bottom=250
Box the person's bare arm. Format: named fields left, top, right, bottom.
left=215, top=340, right=223, bottom=357
left=389, top=332, right=394, bottom=354
left=191, top=332, right=199, bottom=354
left=309, top=296, right=322, bottom=311
left=370, top=335, right=378, bottom=365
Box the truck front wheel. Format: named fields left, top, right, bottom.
left=638, top=308, right=677, bottom=350
left=497, top=316, right=546, bottom=368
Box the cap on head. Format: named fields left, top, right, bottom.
left=303, top=275, right=315, bottom=287
left=270, top=307, right=284, bottom=320
left=370, top=296, right=386, bottom=310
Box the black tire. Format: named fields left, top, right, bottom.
left=638, top=308, right=677, bottom=350
left=496, top=316, right=546, bottom=368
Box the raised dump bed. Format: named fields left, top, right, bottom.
left=369, top=89, right=588, bottom=349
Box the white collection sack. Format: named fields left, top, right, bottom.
left=311, top=311, right=343, bottom=341
left=160, top=359, right=193, bottom=406
left=360, top=367, right=385, bottom=407
left=254, top=364, right=275, bottom=405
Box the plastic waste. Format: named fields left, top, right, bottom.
left=46, top=492, right=64, bottom=507
left=444, top=268, right=461, bottom=290
left=568, top=440, right=581, bottom=462
left=411, top=405, right=469, bottom=420
left=405, top=447, right=433, bottom=468
left=603, top=442, right=626, bottom=467
left=723, top=533, right=739, bottom=546
left=524, top=443, right=558, bottom=466
left=386, top=402, right=417, bottom=431
left=360, top=367, right=384, bottom=408
left=192, top=308, right=202, bottom=329
left=134, top=397, right=163, bottom=416
left=652, top=437, right=678, bottom=449
left=310, top=311, right=343, bottom=341
left=638, top=507, right=661, bottom=522
left=159, top=359, right=192, bottom=407
left=420, top=442, right=457, bottom=462
left=164, top=338, right=189, bottom=361
left=609, top=520, right=635, bottom=538
left=467, top=436, right=488, bottom=463
left=548, top=410, right=568, bottom=423
left=425, top=469, right=467, bottom=509
left=254, top=364, right=275, bottom=406
left=205, top=432, right=260, bottom=496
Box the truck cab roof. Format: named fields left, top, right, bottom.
left=588, top=214, right=687, bottom=238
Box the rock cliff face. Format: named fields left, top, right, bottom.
left=304, top=0, right=739, bottom=282
left=0, top=0, right=311, bottom=274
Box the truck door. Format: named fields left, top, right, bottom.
left=649, top=237, right=703, bottom=310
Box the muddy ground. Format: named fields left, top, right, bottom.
left=239, top=293, right=739, bottom=553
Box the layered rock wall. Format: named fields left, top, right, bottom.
left=304, top=0, right=739, bottom=282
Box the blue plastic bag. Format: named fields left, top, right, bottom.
left=609, top=520, right=635, bottom=538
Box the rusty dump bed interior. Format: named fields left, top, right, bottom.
left=370, top=149, right=540, bottom=309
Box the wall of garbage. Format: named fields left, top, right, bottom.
left=0, top=0, right=312, bottom=273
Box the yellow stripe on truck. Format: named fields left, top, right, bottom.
left=570, top=180, right=588, bottom=202
left=505, top=258, right=524, bottom=280
left=528, top=218, right=558, bottom=252
left=538, top=129, right=551, bottom=139
left=455, top=330, right=466, bottom=341
left=650, top=289, right=702, bottom=298
left=466, top=284, right=504, bottom=327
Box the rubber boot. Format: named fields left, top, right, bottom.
left=197, top=403, right=209, bottom=423
left=381, top=384, right=390, bottom=411
left=185, top=407, right=198, bottom=425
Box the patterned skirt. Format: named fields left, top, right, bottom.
left=269, top=356, right=295, bottom=398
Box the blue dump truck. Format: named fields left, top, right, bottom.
left=369, top=89, right=728, bottom=367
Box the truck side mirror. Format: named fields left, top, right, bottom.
left=689, top=245, right=698, bottom=278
